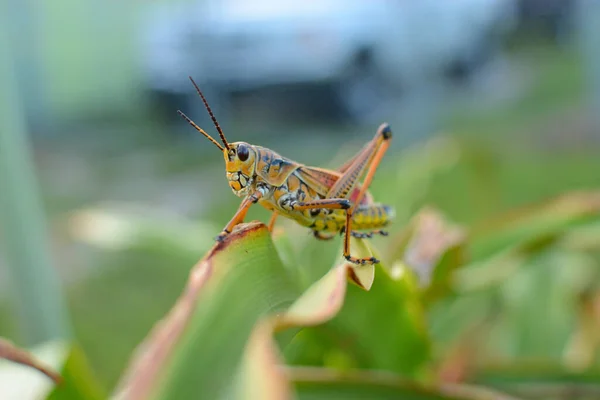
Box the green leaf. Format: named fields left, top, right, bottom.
left=286, top=252, right=430, bottom=377
left=113, top=221, right=301, bottom=400
left=47, top=344, right=106, bottom=400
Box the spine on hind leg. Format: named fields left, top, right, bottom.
left=352, top=204, right=395, bottom=230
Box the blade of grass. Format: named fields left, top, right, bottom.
left=0, top=12, right=70, bottom=344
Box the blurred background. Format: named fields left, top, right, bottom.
left=1, top=0, right=600, bottom=396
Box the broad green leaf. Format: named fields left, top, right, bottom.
left=0, top=340, right=105, bottom=400
left=289, top=367, right=523, bottom=400
left=329, top=262, right=430, bottom=376
left=113, top=221, right=300, bottom=400
left=285, top=254, right=430, bottom=377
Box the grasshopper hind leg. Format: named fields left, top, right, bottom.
left=339, top=123, right=392, bottom=265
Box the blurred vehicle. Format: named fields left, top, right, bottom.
left=516, top=0, right=576, bottom=43
left=138, top=0, right=518, bottom=124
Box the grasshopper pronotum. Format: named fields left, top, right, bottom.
left=178, top=77, right=395, bottom=265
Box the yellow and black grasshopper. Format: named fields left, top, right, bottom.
left=178, top=77, right=395, bottom=265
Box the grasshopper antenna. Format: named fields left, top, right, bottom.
left=188, top=76, right=229, bottom=149
left=176, top=110, right=224, bottom=151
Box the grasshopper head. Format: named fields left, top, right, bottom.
left=224, top=142, right=257, bottom=195
left=177, top=77, right=257, bottom=197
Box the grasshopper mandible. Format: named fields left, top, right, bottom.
left=178, top=77, right=395, bottom=265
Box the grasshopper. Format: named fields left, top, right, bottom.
left=178, top=77, right=395, bottom=265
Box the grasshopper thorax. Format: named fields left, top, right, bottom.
left=225, top=142, right=257, bottom=196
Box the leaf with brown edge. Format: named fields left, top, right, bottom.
left=113, top=221, right=300, bottom=400
left=0, top=341, right=105, bottom=400
left=236, top=320, right=293, bottom=400
left=0, top=338, right=62, bottom=384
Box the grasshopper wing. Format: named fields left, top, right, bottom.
left=296, top=166, right=373, bottom=205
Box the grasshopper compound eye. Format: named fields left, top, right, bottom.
left=237, top=144, right=249, bottom=162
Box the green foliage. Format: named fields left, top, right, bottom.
left=110, top=220, right=522, bottom=400
left=2, top=133, right=600, bottom=399
left=4, top=142, right=599, bottom=399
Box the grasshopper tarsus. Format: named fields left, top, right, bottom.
left=215, top=232, right=229, bottom=242
left=350, top=230, right=389, bottom=239
left=344, top=255, right=379, bottom=265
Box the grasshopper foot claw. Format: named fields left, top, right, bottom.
left=215, top=231, right=230, bottom=242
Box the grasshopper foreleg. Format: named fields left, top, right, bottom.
left=267, top=212, right=279, bottom=232
left=216, top=189, right=265, bottom=242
